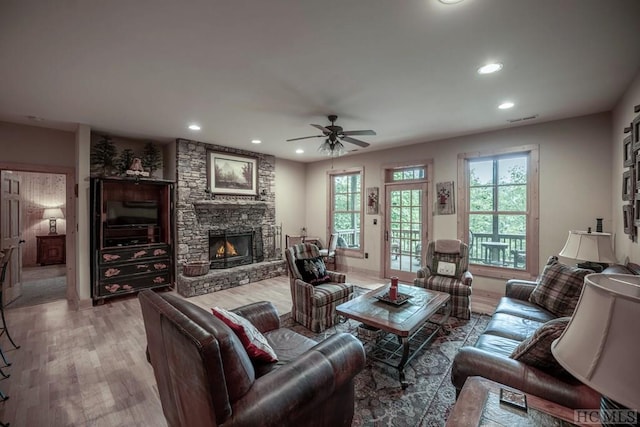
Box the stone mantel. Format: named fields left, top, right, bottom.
left=193, top=200, right=269, bottom=210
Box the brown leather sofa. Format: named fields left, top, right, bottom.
left=451, top=279, right=601, bottom=409
left=139, top=290, right=366, bottom=427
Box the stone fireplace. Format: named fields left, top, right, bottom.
left=175, top=139, right=286, bottom=297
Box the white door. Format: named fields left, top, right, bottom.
left=1, top=170, right=23, bottom=305
left=384, top=183, right=428, bottom=283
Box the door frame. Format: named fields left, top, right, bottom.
left=0, top=162, right=77, bottom=305
left=379, top=160, right=433, bottom=280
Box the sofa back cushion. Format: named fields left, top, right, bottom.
left=529, top=257, right=592, bottom=317
left=510, top=317, right=571, bottom=377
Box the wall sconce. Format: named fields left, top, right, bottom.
left=42, top=207, right=64, bottom=235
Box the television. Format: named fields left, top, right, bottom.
left=106, top=200, right=159, bottom=228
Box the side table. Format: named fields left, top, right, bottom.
left=446, top=376, right=600, bottom=427
left=36, top=234, right=66, bottom=266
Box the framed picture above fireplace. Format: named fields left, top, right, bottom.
left=208, top=151, right=258, bottom=196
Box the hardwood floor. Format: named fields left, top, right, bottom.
left=0, top=271, right=496, bottom=426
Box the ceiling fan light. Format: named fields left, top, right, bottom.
left=332, top=141, right=346, bottom=157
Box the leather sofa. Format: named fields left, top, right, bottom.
left=450, top=279, right=601, bottom=409
left=139, top=290, right=366, bottom=427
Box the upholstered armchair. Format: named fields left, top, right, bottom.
left=284, top=243, right=354, bottom=332
left=139, top=291, right=365, bottom=427
left=414, top=239, right=473, bottom=319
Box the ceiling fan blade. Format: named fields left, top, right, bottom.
left=310, top=124, right=331, bottom=133
left=341, top=130, right=377, bottom=136
left=286, top=135, right=323, bottom=142
left=341, top=136, right=370, bottom=148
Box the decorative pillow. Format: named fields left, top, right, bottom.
left=510, top=317, right=571, bottom=377
left=528, top=257, right=592, bottom=317
left=295, top=257, right=331, bottom=285
left=436, top=261, right=457, bottom=277
left=212, top=307, right=278, bottom=363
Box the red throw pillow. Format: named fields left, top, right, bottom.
left=212, top=307, right=278, bottom=363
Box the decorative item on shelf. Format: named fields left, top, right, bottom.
left=596, top=218, right=603, bottom=233
left=366, top=187, right=379, bottom=215
left=436, top=181, right=455, bottom=215
left=260, top=189, right=268, bottom=201
left=126, top=157, right=150, bottom=178
left=116, top=148, right=136, bottom=176
left=142, top=142, right=162, bottom=178
left=301, top=227, right=307, bottom=239
left=558, top=229, right=617, bottom=272
left=551, top=273, right=640, bottom=427
left=42, top=207, right=64, bottom=235
left=91, top=134, right=118, bottom=176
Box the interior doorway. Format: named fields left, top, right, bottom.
left=0, top=165, right=74, bottom=309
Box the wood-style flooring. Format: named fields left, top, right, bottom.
left=0, top=271, right=497, bottom=426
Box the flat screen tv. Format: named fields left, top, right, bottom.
left=106, top=200, right=159, bottom=228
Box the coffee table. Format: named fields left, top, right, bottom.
left=336, top=283, right=450, bottom=388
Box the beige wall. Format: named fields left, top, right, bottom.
left=0, top=121, right=75, bottom=166
left=612, top=70, right=640, bottom=262
left=304, top=113, right=612, bottom=295
left=274, top=158, right=307, bottom=248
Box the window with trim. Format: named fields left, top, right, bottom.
left=458, top=146, right=539, bottom=279
left=329, top=168, right=363, bottom=254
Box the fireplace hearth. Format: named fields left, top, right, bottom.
left=209, top=228, right=263, bottom=269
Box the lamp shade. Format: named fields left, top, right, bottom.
left=42, top=207, right=64, bottom=219
left=558, top=230, right=617, bottom=263
left=551, top=273, right=640, bottom=409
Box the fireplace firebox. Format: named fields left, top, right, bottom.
left=209, top=228, right=263, bottom=269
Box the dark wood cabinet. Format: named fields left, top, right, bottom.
left=90, top=177, right=175, bottom=303
left=36, top=234, right=66, bottom=265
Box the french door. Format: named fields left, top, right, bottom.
left=384, top=183, right=428, bottom=283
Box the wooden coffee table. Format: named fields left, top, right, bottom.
left=336, top=283, right=450, bottom=388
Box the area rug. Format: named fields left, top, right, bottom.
left=280, top=310, right=490, bottom=427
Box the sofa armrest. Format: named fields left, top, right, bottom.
left=451, top=347, right=600, bottom=410
left=505, top=279, right=538, bottom=300
left=416, top=266, right=433, bottom=279
left=228, top=333, right=366, bottom=426
left=232, top=301, right=281, bottom=334
left=327, top=271, right=346, bottom=283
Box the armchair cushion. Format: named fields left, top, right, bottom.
left=295, top=256, right=331, bottom=285
left=529, top=257, right=592, bottom=317
left=212, top=307, right=278, bottom=363
left=510, top=317, right=571, bottom=378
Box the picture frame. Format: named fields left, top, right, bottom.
left=622, top=168, right=634, bottom=201
left=208, top=151, right=258, bottom=196
left=623, top=204, right=634, bottom=235
left=624, top=136, right=634, bottom=167
left=366, top=187, right=379, bottom=215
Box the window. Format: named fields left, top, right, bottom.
left=389, top=166, right=426, bottom=182
left=457, top=146, right=539, bottom=279
left=329, top=168, right=363, bottom=254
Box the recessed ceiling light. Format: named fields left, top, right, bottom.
left=188, top=124, right=201, bottom=131
left=296, top=149, right=304, bottom=154
left=477, top=63, right=503, bottom=74
left=439, top=0, right=464, bottom=4
left=498, top=101, right=515, bottom=109
left=251, top=139, right=262, bottom=144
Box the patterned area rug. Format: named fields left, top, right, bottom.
left=280, top=309, right=490, bottom=427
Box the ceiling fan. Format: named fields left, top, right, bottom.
left=287, top=115, right=376, bottom=156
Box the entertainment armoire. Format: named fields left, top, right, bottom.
left=90, top=177, right=175, bottom=303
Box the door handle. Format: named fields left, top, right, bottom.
left=384, top=231, right=388, bottom=241
left=18, top=240, right=25, bottom=244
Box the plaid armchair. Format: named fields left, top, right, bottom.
left=414, top=239, right=473, bottom=319
left=284, top=243, right=354, bottom=332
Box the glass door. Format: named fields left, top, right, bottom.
left=384, top=183, right=427, bottom=283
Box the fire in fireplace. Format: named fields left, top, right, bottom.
left=209, top=228, right=263, bottom=269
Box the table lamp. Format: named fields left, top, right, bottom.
left=42, top=207, right=64, bottom=235
left=558, top=230, right=617, bottom=272
left=551, top=273, right=640, bottom=426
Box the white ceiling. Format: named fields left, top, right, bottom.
left=1, top=0, right=640, bottom=162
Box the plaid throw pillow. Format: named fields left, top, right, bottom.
left=529, top=257, right=592, bottom=317
left=510, top=317, right=571, bottom=377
